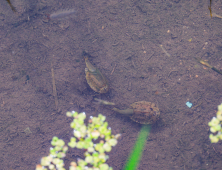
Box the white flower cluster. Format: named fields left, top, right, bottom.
left=208, top=104, right=222, bottom=143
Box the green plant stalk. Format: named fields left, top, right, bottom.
left=123, top=124, right=151, bottom=170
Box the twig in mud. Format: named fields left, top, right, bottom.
left=110, top=64, right=117, bottom=75
left=168, top=70, right=178, bottom=77
left=94, top=98, right=115, bottom=106
left=208, top=0, right=212, bottom=18
left=212, top=13, right=222, bottom=19
left=192, top=102, right=202, bottom=109
left=213, top=147, right=217, bottom=154
left=6, top=0, right=16, bottom=13
left=112, top=42, right=119, bottom=46
left=159, top=45, right=171, bottom=57
left=194, top=57, right=222, bottom=75
left=51, top=63, right=58, bottom=110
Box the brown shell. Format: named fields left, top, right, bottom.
left=85, top=68, right=109, bottom=93
left=130, top=101, right=160, bottom=124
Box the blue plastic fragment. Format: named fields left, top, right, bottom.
left=186, top=101, right=192, bottom=108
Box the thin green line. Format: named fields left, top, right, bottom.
left=123, top=125, right=151, bottom=170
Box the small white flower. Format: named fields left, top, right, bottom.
left=74, top=130, right=81, bottom=138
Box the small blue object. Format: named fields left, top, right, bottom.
left=186, top=101, right=192, bottom=108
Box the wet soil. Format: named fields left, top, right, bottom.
left=1, top=0, right=222, bottom=169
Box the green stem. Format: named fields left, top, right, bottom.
left=123, top=124, right=151, bottom=170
